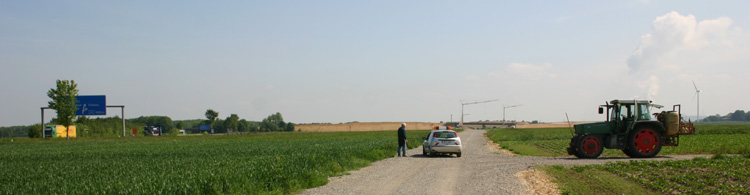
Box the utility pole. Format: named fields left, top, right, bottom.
left=460, top=99, right=497, bottom=127
left=503, top=104, right=523, bottom=122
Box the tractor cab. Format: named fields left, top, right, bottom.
left=600, top=100, right=660, bottom=133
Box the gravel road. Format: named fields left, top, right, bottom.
left=301, top=128, right=709, bottom=195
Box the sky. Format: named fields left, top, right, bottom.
left=2, top=1, right=749, bottom=127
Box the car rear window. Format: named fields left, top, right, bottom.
left=433, top=132, right=457, bottom=138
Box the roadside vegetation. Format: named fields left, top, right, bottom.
left=487, top=123, right=750, bottom=194
left=0, top=130, right=428, bottom=194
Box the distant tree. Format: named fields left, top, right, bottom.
left=224, top=114, right=239, bottom=132
left=27, top=125, right=42, bottom=138
left=176, top=121, right=184, bottom=129
left=247, top=121, right=259, bottom=132
left=730, top=110, right=747, bottom=121
left=213, top=119, right=226, bottom=133
left=205, top=109, right=219, bottom=130
left=702, top=114, right=721, bottom=122
left=285, top=122, right=295, bottom=132
left=260, top=112, right=294, bottom=132
left=47, top=80, right=78, bottom=139
left=237, top=119, right=249, bottom=132
left=260, top=118, right=275, bottom=132
left=171, top=119, right=204, bottom=129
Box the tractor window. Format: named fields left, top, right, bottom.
left=611, top=105, right=634, bottom=121
left=636, top=104, right=652, bottom=120
left=610, top=106, right=619, bottom=121
left=621, top=105, right=633, bottom=120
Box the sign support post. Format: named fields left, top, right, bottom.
left=41, top=107, right=49, bottom=138
left=107, top=105, right=125, bottom=137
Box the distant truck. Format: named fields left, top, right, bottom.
left=143, top=126, right=162, bottom=136
left=44, top=125, right=77, bottom=138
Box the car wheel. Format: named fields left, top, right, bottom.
left=457, top=152, right=462, bottom=157
left=422, top=146, right=427, bottom=155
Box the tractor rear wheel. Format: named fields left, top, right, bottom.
left=624, top=126, right=663, bottom=158
left=574, top=133, right=603, bottom=159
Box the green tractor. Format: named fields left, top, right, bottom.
left=567, top=100, right=695, bottom=158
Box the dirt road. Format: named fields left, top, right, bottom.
left=301, top=128, right=708, bottom=195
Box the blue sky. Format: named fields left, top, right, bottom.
left=2, top=1, right=749, bottom=127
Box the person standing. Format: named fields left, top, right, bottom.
left=397, top=123, right=408, bottom=157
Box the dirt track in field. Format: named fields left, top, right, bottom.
left=301, top=128, right=709, bottom=195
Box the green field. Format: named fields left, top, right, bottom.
left=545, top=156, right=750, bottom=194
left=486, top=124, right=750, bottom=157
left=0, top=131, right=428, bottom=194
left=487, top=124, right=750, bottom=194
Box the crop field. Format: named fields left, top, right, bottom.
left=486, top=124, right=750, bottom=157
left=0, top=130, right=428, bottom=194
left=546, top=156, right=750, bottom=194
left=487, top=124, right=750, bottom=194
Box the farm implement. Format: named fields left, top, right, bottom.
left=567, top=100, right=695, bottom=158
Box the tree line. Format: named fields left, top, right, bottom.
left=1, top=80, right=297, bottom=138
left=701, top=110, right=750, bottom=122
left=203, top=109, right=295, bottom=133
left=1, top=111, right=297, bottom=138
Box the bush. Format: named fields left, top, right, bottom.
left=27, top=125, right=42, bottom=138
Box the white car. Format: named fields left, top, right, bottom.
left=422, top=127, right=462, bottom=157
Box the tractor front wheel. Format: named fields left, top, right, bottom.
left=574, top=133, right=603, bottom=159
left=569, top=134, right=583, bottom=158
left=624, top=126, right=663, bottom=158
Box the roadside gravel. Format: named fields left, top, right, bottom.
left=301, top=128, right=709, bottom=195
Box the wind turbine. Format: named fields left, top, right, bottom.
left=692, top=81, right=702, bottom=121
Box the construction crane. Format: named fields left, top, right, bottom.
left=460, top=99, right=498, bottom=127
left=503, top=104, right=523, bottom=122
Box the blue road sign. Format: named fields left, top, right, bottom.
left=76, top=95, right=106, bottom=115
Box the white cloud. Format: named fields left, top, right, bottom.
left=627, top=12, right=738, bottom=72
left=694, top=17, right=734, bottom=47
left=626, top=11, right=748, bottom=102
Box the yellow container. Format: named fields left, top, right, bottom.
left=55, top=125, right=77, bottom=138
